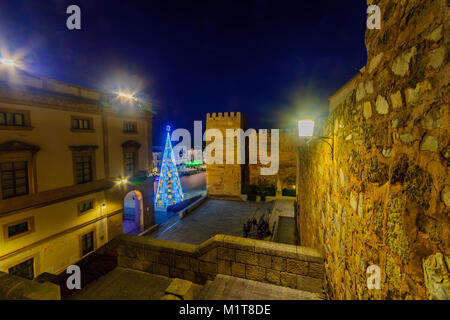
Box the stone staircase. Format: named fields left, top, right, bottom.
left=198, top=274, right=324, bottom=300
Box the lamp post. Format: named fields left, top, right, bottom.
left=298, top=119, right=334, bottom=160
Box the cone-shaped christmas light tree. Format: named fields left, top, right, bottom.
left=155, top=125, right=184, bottom=206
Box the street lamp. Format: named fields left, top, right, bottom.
left=0, top=58, right=18, bottom=68
left=298, top=120, right=314, bottom=137
left=298, top=119, right=334, bottom=159
left=118, top=92, right=136, bottom=100
left=0, top=57, right=20, bottom=67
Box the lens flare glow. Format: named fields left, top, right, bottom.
left=298, top=120, right=315, bottom=137
left=118, top=92, right=136, bottom=100
left=0, top=58, right=18, bottom=67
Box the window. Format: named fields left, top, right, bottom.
left=124, top=151, right=136, bottom=176
left=78, top=199, right=94, bottom=215
left=0, top=161, right=28, bottom=199
left=9, top=258, right=34, bottom=280
left=75, top=155, right=93, bottom=184
left=70, top=146, right=98, bottom=185
left=0, top=108, right=31, bottom=130
left=71, top=116, right=94, bottom=131
left=123, top=121, right=137, bottom=133
left=0, top=111, right=25, bottom=126
left=122, top=141, right=140, bottom=177
left=8, top=221, right=29, bottom=238
left=81, top=231, right=94, bottom=256
left=4, top=217, right=35, bottom=241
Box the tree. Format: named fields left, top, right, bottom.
left=154, top=126, right=184, bottom=206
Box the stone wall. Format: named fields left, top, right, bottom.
left=99, top=234, right=325, bottom=295
left=0, top=271, right=60, bottom=300
left=249, top=129, right=299, bottom=192
left=297, top=0, right=449, bottom=299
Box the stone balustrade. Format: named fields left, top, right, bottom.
left=98, top=234, right=325, bottom=293
left=0, top=271, right=60, bottom=300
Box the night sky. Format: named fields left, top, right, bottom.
left=0, top=0, right=367, bottom=146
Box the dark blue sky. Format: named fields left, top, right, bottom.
left=0, top=0, right=367, bottom=146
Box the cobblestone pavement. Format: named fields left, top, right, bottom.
left=69, top=267, right=171, bottom=300
left=198, top=274, right=322, bottom=300
left=150, top=199, right=273, bottom=244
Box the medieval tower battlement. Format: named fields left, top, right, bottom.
left=205, top=112, right=248, bottom=200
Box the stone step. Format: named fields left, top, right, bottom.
left=198, top=274, right=323, bottom=300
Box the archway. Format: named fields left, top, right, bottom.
left=123, top=190, right=143, bottom=234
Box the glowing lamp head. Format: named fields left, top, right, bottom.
left=166, top=125, right=171, bottom=132
left=0, top=58, right=18, bottom=67
left=118, top=92, right=135, bottom=100
left=298, top=120, right=315, bottom=137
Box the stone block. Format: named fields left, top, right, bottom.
left=153, top=263, right=170, bottom=277
left=165, top=278, right=195, bottom=300
left=427, top=45, right=446, bottom=69
left=254, top=241, right=297, bottom=259
left=183, top=270, right=196, bottom=282
left=420, top=134, right=438, bottom=152
left=391, top=46, right=416, bottom=76
left=363, top=101, right=372, bottom=119
left=266, top=269, right=281, bottom=285
left=390, top=91, right=403, bottom=109
left=223, top=235, right=256, bottom=252
left=308, top=263, right=325, bottom=278
left=217, top=259, right=231, bottom=275
left=286, top=259, right=309, bottom=275
left=117, top=256, right=142, bottom=270
left=190, top=258, right=199, bottom=272
left=217, top=247, right=235, bottom=261
left=271, top=256, right=286, bottom=271
left=170, top=267, right=185, bottom=279
left=280, top=272, right=297, bottom=289
left=140, top=248, right=159, bottom=262
left=195, top=273, right=207, bottom=284
left=246, top=265, right=265, bottom=282
left=376, top=95, right=389, bottom=114
left=140, top=260, right=153, bottom=273
left=423, top=253, right=450, bottom=300
left=231, top=262, right=246, bottom=278
left=235, top=250, right=258, bottom=265
left=258, top=254, right=272, bottom=268
left=174, top=255, right=191, bottom=270
left=198, top=248, right=217, bottom=263
left=156, top=252, right=175, bottom=266
left=197, top=237, right=220, bottom=256
left=199, top=261, right=217, bottom=275
left=297, top=275, right=323, bottom=293
left=123, top=244, right=138, bottom=259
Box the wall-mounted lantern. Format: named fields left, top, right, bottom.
left=298, top=119, right=334, bottom=160
left=115, top=177, right=129, bottom=186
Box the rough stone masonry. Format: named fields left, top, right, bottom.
left=297, top=0, right=449, bottom=299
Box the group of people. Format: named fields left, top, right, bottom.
left=243, top=215, right=271, bottom=240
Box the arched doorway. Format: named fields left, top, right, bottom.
left=123, top=190, right=143, bottom=234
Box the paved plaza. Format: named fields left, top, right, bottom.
left=150, top=199, right=273, bottom=244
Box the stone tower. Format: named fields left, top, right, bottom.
left=205, top=112, right=248, bottom=200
